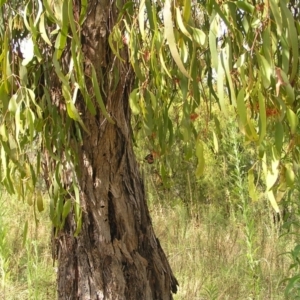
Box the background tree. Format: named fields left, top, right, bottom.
left=0, top=0, right=299, bottom=299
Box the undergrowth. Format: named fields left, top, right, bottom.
left=0, top=177, right=297, bottom=299
left=150, top=200, right=292, bottom=300
left=0, top=192, right=56, bottom=300
left=0, top=109, right=299, bottom=299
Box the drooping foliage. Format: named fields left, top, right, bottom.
left=0, top=0, right=299, bottom=234
left=0, top=0, right=117, bottom=232
left=118, top=0, right=300, bottom=212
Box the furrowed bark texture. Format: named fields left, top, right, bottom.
left=53, top=0, right=178, bottom=299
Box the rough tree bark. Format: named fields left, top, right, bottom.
left=51, top=0, right=178, bottom=299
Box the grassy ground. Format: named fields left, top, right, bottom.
left=151, top=202, right=292, bottom=300
left=0, top=192, right=56, bottom=300
left=0, top=188, right=296, bottom=299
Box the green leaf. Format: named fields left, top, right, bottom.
left=145, top=0, right=155, bottom=31
left=269, top=0, right=282, bottom=35
left=73, top=182, right=82, bottom=236
left=108, top=26, right=125, bottom=62
left=139, top=0, right=146, bottom=39
left=54, top=32, right=68, bottom=59
left=56, top=196, right=64, bottom=226
left=26, top=108, right=35, bottom=143
left=285, top=163, right=295, bottom=187
left=19, top=64, right=28, bottom=85
left=66, top=101, right=89, bottom=133
left=184, top=143, right=193, bottom=160
left=23, top=3, right=31, bottom=31
left=74, top=213, right=82, bottom=236
left=129, top=89, right=140, bottom=115
left=62, top=199, right=72, bottom=219
left=267, top=190, right=280, bottom=213
left=144, top=103, right=154, bottom=136
left=2, top=29, right=10, bottom=91
left=73, top=182, right=80, bottom=208
left=0, top=83, right=9, bottom=111
left=236, top=88, right=247, bottom=125
left=236, top=1, right=254, bottom=14
left=266, top=156, right=279, bottom=191
left=195, top=140, right=205, bottom=177
left=148, top=90, right=157, bottom=110
left=284, top=82, right=295, bottom=105
left=262, top=26, right=271, bottom=65
left=158, top=122, right=166, bottom=154
left=70, top=41, right=96, bottom=116
left=179, top=39, right=188, bottom=63
left=180, top=75, right=188, bottom=101
left=191, top=28, right=206, bottom=46
left=36, top=191, right=44, bottom=212
left=43, top=0, right=59, bottom=24
left=258, top=91, right=266, bottom=144
left=274, top=122, right=284, bottom=155
left=68, top=0, right=80, bottom=45
left=163, top=0, right=190, bottom=79
left=280, top=2, right=299, bottom=82
left=286, top=108, right=298, bottom=134
left=59, top=0, right=69, bottom=33
left=280, top=35, right=290, bottom=74
left=276, top=69, right=295, bottom=104
left=8, top=94, right=18, bottom=113
left=0, top=124, right=8, bottom=142
left=39, top=13, right=52, bottom=46
left=217, top=59, right=226, bottom=114
left=168, top=116, right=174, bottom=146
left=15, top=103, right=22, bottom=149
left=221, top=46, right=236, bottom=105
left=1, top=144, right=7, bottom=177
left=175, top=7, right=192, bottom=40
left=209, top=14, right=219, bottom=70
left=159, top=49, right=172, bottom=78
left=183, top=0, right=191, bottom=22
left=63, top=85, right=90, bottom=134
left=53, top=52, right=69, bottom=86
left=285, top=275, right=300, bottom=296
left=79, top=0, right=87, bottom=25
left=212, top=0, right=233, bottom=32
left=257, top=52, right=272, bottom=89
left=91, top=65, right=115, bottom=124
left=26, top=88, right=42, bottom=118
left=212, top=131, right=218, bottom=153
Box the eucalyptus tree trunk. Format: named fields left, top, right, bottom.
left=52, top=0, right=178, bottom=299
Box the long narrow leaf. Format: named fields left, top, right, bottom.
left=163, top=0, right=190, bottom=79
left=91, top=65, right=115, bottom=124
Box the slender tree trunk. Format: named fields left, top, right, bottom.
left=53, top=0, right=178, bottom=298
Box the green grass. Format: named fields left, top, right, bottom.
left=0, top=192, right=56, bottom=300
left=151, top=202, right=293, bottom=300
left=0, top=187, right=297, bottom=299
